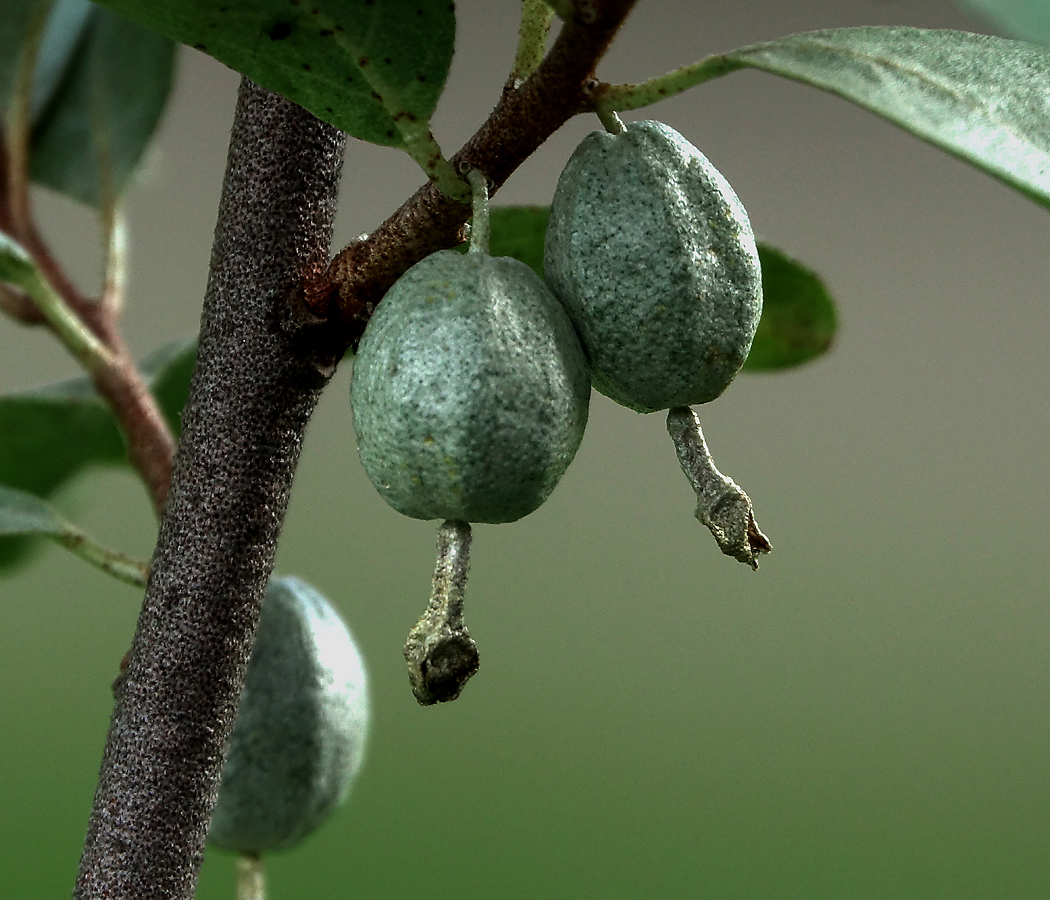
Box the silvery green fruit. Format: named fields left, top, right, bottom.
left=544, top=120, right=762, bottom=413
left=350, top=249, right=590, bottom=524
left=208, top=576, right=369, bottom=854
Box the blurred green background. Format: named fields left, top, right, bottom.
left=3, top=1, right=1050, bottom=897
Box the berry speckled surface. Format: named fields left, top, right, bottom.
left=209, top=576, right=369, bottom=855
left=545, top=120, right=761, bottom=413
left=351, top=251, right=590, bottom=524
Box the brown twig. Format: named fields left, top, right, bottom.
left=1, top=135, right=175, bottom=512
left=0, top=135, right=43, bottom=324
left=2, top=5, right=175, bottom=512
left=309, top=0, right=638, bottom=350
left=90, top=320, right=177, bottom=512
left=10, top=212, right=175, bottom=512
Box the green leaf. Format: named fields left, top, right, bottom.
left=0, top=335, right=197, bottom=498
left=29, top=5, right=176, bottom=207
left=0, top=231, right=38, bottom=288
left=744, top=244, right=837, bottom=371
left=0, top=485, right=77, bottom=575
left=0, top=482, right=77, bottom=537
left=454, top=205, right=550, bottom=276
left=0, top=534, right=36, bottom=570
left=141, top=336, right=197, bottom=438
left=29, top=0, right=93, bottom=120
left=0, top=336, right=196, bottom=571
left=89, top=0, right=456, bottom=148
left=0, top=378, right=122, bottom=571
left=959, top=0, right=1050, bottom=46
left=0, top=351, right=124, bottom=571
left=489, top=206, right=549, bottom=278
left=0, top=484, right=149, bottom=586
left=0, top=373, right=126, bottom=495
left=725, top=27, right=1050, bottom=209
left=0, top=0, right=49, bottom=112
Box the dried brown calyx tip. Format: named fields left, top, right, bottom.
left=403, top=519, right=480, bottom=705
left=666, top=406, right=772, bottom=570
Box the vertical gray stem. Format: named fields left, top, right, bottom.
left=73, top=80, right=345, bottom=900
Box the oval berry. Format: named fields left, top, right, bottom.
left=208, top=576, right=369, bottom=854
left=350, top=250, right=590, bottom=524
left=545, top=120, right=762, bottom=413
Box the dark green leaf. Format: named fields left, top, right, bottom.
left=0, top=0, right=49, bottom=112
left=960, top=0, right=1050, bottom=46
left=744, top=244, right=837, bottom=371
left=0, top=337, right=196, bottom=570
left=455, top=205, right=550, bottom=276
left=0, top=335, right=197, bottom=498
left=89, top=0, right=456, bottom=148
left=140, top=336, right=197, bottom=438
left=0, top=372, right=125, bottom=499
left=0, top=231, right=38, bottom=288
left=489, top=206, right=549, bottom=278
left=0, top=534, right=36, bottom=569
left=29, top=6, right=176, bottom=207
left=0, top=483, right=76, bottom=538
left=725, top=27, right=1050, bottom=209
left=0, top=482, right=67, bottom=579
left=0, top=484, right=150, bottom=585
left=0, top=377, right=123, bottom=570
left=29, top=0, right=93, bottom=120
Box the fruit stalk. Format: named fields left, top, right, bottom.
left=594, top=107, right=625, bottom=134
left=404, top=520, right=480, bottom=705
left=666, top=406, right=771, bottom=569
left=235, top=854, right=265, bottom=900
left=466, top=168, right=491, bottom=254
left=511, top=0, right=555, bottom=87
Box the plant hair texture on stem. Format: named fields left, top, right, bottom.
left=73, top=79, right=345, bottom=900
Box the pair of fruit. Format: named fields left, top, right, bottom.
left=207, top=117, right=767, bottom=865
left=350, top=118, right=769, bottom=704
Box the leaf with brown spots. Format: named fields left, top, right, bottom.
left=88, top=0, right=455, bottom=147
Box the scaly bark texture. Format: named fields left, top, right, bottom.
left=73, top=79, right=345, bottom=900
